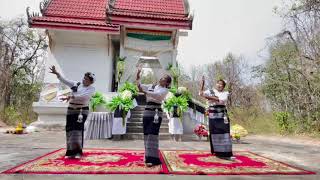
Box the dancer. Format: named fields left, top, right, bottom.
left=136, top=67, right=171, bottom=167
left=49, top=65, right=95, bottom=159
left=199, top=76, right=234, bottom=160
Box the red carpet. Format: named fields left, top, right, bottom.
left=2, top=149, right=315, bottom=175
left=2, top=149, right=168, bottom=174
left=161, top=150, right=315, bottom=175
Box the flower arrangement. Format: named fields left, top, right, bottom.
left=169, top=86, right=191, bottom=100
left=90, top=92, right=107, bottom=112
left=106, top=93, right=134, bottom=127
left=118, top=82, right=138, bottom=97
left=120, top=90, right=132, bottom=99
left=193, top=124, right=209, bottom=138
left=177, top=87, right=187, bottom=94
left=164, top=86, right=191, bottom=122
left=230, top=124, right=248, bottom=141
left=163, top=95, right=188, bottom=119
left=165, top=92, right=175, bottom=101
left=106, top=82, right=138, bottom=126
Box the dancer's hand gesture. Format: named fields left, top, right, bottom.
left=136, top=64, right=143, bottom=81
left=49, top=65, right=60, bottom=77
left=200, top=76, right=205, bottom=91
left=60, top=96, right=70, bottom=102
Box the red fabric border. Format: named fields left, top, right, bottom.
left=1, top=149, right=316, bottom=176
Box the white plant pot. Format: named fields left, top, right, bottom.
left=169, top=117, right=183, bottom=135
left=112, top=117, right=127, bottom=135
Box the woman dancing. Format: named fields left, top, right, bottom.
left=199, top=76, right=234, bottom=160
left=50, top=65, right=95, bottom=159
left=136, top=67, right=171, bottom=167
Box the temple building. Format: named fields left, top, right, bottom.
left=27, top=0, right=193, bottom=128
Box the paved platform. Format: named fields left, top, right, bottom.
left=0, top=130, right=319, bottom=180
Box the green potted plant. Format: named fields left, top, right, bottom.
left=115, top=57, right=126, bottom=91
left=90, top=92, right=107, bottom=112
left=164, top=95, right=189, bottom=120
left=118, top=81, right=139, bottom=98
left=164, top=93, right=189, bottom=141
left=106, top=90, right=134, bottom=127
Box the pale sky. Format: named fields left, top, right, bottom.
left=0, top=0, right=284, bottom=72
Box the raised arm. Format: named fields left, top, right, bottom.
left=199, top=76, right=205, bottom=96
left=198, top=76, right=219, bottom=102
left=49, top=65, right=77, bottom=87
left=58, top=76, right=78, bottom=88
left=135, top=66, right=151, bottom=92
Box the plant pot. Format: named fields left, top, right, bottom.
left=172, top=105, right=179, bottom=118
left=169, top=117, right=183, bottom=135
left=114, top=107, right=123, bottom=118
left=112, top=118, right=127, bottom=135
left=112, top=107, right=127, bottom=135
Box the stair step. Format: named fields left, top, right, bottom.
left=130, top=114, right=169, bottom=119
left=132, top=107, right=147, bottom=111
left=129, top=118, right=169, bottom=123
left=127, top=126, right=169, bottom=133
left=127, top=122, right=168, bottom=127
left=131, top=109, right=146, bottom=112
left=130, top=114, right=144, bottom=118
left=123, top=133, right=172, bottom=140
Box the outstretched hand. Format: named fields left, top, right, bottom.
left=200, top=76, right=205, bottom=90
left=49, top=65, right=60, bottom=77
left=136, top=64, right=143, bottom=82
left=60, top=96, right=71, bottom=102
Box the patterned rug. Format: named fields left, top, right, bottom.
left=2, top=149, right=168, bottom=174
left=2, top=149, right=315, bottom=175
left=161, top=150, right=315, bottom=175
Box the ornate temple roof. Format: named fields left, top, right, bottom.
left=28, top=0, right=193, bottom=33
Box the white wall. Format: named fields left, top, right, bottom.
left=44, top=30, right=114, bottom=93
left=119, top=36, right=177, bottom=84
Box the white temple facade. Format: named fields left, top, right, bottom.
left=28, top=0, right=193, bottom=128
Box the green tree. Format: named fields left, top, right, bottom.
left=0, top=17, right=47, bottom=124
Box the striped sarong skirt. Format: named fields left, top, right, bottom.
left=208, top=105, right=233, bottom=157
left=143, top=102, right=163, bottom=165
left=65, top=105, right=89, bottom=157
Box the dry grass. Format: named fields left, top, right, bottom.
left=229, top=107, right=280, bottom=135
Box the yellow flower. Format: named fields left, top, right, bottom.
left=231, top=124, right=248, bottom=139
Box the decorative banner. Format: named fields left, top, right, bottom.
left=126, top=28, right=172, bottom=41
